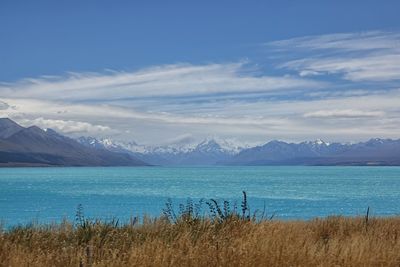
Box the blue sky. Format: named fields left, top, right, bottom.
left=1, top=1, right=400, bottom=145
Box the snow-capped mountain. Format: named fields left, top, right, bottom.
left=77, top=136, right=148, bottom=153
left=76, top=136, right=109, bottom=149
left=227, top=138, right=400, bottom=165
left=77, top=136, right=248, bottom=165
left=77, top=136, right=400, bottom=166
left=77, top=136, right=246, bottom=155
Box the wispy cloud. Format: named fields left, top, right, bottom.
left=269, top=31, right=400, bottom=51
left=303, top=109, right=385, bottom=119
left=0, top=62, right=322, bottom=101
left=2, top=86, right=399, bottom=143
left=26, top=118, right=112, bottom=134
left=0, top=101, right=10, bottom=110
left=268, top=31, right=400, bottom=82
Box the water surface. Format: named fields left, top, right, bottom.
left=1, top=166, right=399, bottom=226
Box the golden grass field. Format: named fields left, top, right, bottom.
left=1, top=214, right=400, bottom=267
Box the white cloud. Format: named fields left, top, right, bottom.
left=269, top=31, right=400, bottom=82
left=1, top=97, right=288, bottom=127
left=303, top=109, right=385, bottom=119
left=18, top=117, right=113, bottom=134
left=3, top=87, right=400, bottom=144
left=269, top=31, right=400, bottom=52
left=0, top=101, right=10, bottom=110
left=282, top=54, right=400, bottom=82
left=0, top=62, right=322, bottom=101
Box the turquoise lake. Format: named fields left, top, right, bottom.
left=1, top=166, right=399, bottom=226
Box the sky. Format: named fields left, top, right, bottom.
left=1, top=0, right=400, bottom=145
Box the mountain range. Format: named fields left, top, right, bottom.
left=77, top=136, right=245, bottom=165
left=0, top=118, right=399, bottom=166
left=228, top=139, right=400, bottom=166
left=78, top=135, right=400, bottom=166
left=0, top=118, right=147, bottom=167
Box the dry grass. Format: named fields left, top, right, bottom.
left=1, top=214, right=400, bottom=267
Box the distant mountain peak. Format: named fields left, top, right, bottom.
left=195, top=138, right=223, bottom=153
left=314, top=139, right=325, bottom=145
left=368, top=138, right=386, bottom=142
left=0, top=117, right=24, bottom=139
left=77, top=136, right=108, bottom=149
left=364, top=138, right=391, bottom=146
left=268, top=140, right=284, bottom=144
left=26, top=125, right=44, bottom=132
left=264, top=140, right=288, bottom=147
left=197, top=138, right=219, bottom=147
left=304, top=139, right=330, bottom=146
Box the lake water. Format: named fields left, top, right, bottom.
left=1, top=166, right=399, bottom=227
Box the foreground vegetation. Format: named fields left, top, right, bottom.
left=1, top=194, right=399, bottom=266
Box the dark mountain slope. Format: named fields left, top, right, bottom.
left=0, top=118, right=148, bottom=167
left=226, top=139, right=400, bottom=166
left=0, top=118, right=24, bottom=138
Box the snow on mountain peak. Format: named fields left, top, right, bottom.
left=77, top=136, right=247, bottom=155
left=315, top=139, right=324, bottom=145
left=304, top=139, right=330, bottom=146
left=314, top=139, right=330, bottom=146
left=100, top=138, right=115, bottom=146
